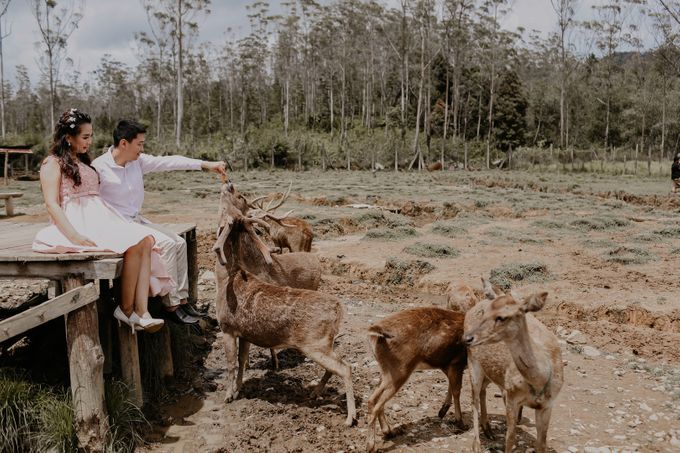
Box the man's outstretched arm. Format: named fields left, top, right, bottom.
left=140, top=153, right=226, bottom=177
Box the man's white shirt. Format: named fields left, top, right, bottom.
left=92, top=147, right=202, bottom=220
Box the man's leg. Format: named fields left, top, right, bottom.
left=132, top=221, right=197, bottom=324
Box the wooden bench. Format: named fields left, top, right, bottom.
left=0, top=222, right=198, bottom=451
left=0, top=192, right=22, bottom=216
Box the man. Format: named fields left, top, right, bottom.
left=93, top=120, right=226, bottom=324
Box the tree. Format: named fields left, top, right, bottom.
left=30, top=0, right=84, bottom=130
left=493, top=69, right=528, bottom=152
left=0, top=0, right=11, bottom=139
left=551, top=0, right=578, bottom=150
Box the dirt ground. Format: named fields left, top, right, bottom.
left=2, top=169, right=680, bottom=452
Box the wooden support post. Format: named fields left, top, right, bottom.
left=24, top=154, right=29, bottom=175
left=3, top=151, right=7, bottom=185
left=117, top=321, right=143, bottom=407
left=5, top=196, right=13, bottom=216
left=63, top=275, right=108, bottom=452
left=98, top=280, right=113, bottom=375
left=158, top=324, right=175, bottom=381
left=186, top=228, right=198, bottom=304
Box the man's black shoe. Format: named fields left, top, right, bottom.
left=163, top=306, right=199, bottom=325
left=181, top=303, right=203, bottom=318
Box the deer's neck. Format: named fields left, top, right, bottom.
left=505, top=316, right=552, bottom=394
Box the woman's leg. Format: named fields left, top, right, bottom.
left=120, top=240, right=144, bottom=316
left=133, top=236, right=154, bottom=316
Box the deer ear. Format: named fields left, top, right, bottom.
left=481, top=276, right=497, bottom=300
left=521, top=292, right=548, bottom=313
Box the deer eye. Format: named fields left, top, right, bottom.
left=495, top=316, right=506, bottom=323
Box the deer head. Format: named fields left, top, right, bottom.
left=213, top=181, right=273, bottom=271
left=463, top=290, right=549, bottom=347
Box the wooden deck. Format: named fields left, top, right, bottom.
left=0, top=221, right=198, bottom=452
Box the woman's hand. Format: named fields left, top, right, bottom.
left=70, top=234, right=97, bottom=247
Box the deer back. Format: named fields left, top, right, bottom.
left=369, top=307, right=466, bottom=372
left=216, top=267, right=343, bottom=349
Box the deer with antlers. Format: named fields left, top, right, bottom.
left=212, top=182, right=357, bottom=426
left=248, top=183, right=314, bottom=253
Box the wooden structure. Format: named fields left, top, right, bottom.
left=0, top=191, right=22, bottom=216
left=0, top=222, right=198, bottom=452
left=0, top=145, right=33, bottom=185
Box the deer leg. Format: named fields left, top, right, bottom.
left=469, top=359, right=486, bottom=453
left=480, top=378, right=493, bottom=437
left=367, top=379, right=388, bottom=453
left=303, top=349, right=357, bottom=427
left=223, top=333, right=239, bottom=403
left=441, top=363, right=466, bottom=429
left=311, top=370, right=333, bottom=397
left=236, top=339, right=250, bottom=391
left=503, top=395, right=520, bottom=453
left=534, top=405, right=553, bottom=453
left=270, top=348, right=279, bottom=370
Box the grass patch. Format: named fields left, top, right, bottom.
left=605, top=246, right=655, bottom=265
left=670, top=247, right=680, bottom=256
left=532, top=219, right=569, bottom=230
left=431, top=221, right=467, bottom=237
left=485, top=228, right=545, bottom=244
left=0, top=371, right=144, bottom=452
left=364, top=226, right=417, bottom=241
left=376, top=258, right=435, bottom=286
left=403, top=242, right=459, bottom=258
left=353, top=210, right=413, bottom=229
left=582, top=238, right=617, bottom=248
left=570, top=216, right=631, bottom=231
left=651, top=226, right=680, bottom=237
left=632, top=233, right=663, bottom=243
left=489, top=262, right=550, bottom=290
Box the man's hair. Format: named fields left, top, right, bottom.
left=113, top=120, right=147, bottom=147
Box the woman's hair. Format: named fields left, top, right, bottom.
left=49, top=108, right=92, bottom=186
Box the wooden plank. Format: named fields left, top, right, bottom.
left=0, top=148, right=33, bottom=154
left=63, top=276, right=108, bottom=451
left=166, top=222, right=196, bottom=236
left=0, top=258, right=123, bottom=279
left=0, top=192, right=22, bottom=198
left=0, top=283, right=98, bottom=343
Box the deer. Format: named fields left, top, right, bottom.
left=463, top=278, right=564, bottom=453
left=426, top=161, right=443, bottom=171
left=248, top=182, right=314, bottom=252
left=219, top=181, right=321, bottom=368
left=212, top=191, right=357, bottom=427
left=365, top=307, right=467, bottom=453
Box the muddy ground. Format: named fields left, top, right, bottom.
left=2, top=169, right=680, bottom=452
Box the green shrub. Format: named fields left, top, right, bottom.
left=431, top=222, right=467, bottom=237
left=364, top=226, right=417, bottom=240
left=570, top=216, right=630, bottom=231
left=605, top=246, right=655, bottom=265
left=403, top=242, right=459, bottom=258
left=377, top=258, right=435, bottom=285
left=489, top=262, right=550, bottom=290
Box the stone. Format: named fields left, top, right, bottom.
left=566, top=329, right=588, bottom=344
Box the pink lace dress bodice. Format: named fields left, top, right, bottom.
left=59, top=161, right=100, bottom=207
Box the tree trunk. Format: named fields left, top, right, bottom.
left=175, top=0, right=183, bottom=148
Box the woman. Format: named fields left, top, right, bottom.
left=33, top=108, right=171, bottom=333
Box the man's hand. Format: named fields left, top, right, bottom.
left=202, top=161, right=227, bottom=177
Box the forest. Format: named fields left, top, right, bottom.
left=2, top=0, right=680, bottom=172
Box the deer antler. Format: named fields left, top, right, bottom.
left=213, top=225, right=230, bottom=266
left=243, top=221, right=273, bottom=265
left=263, top=181, right=292, bottom=213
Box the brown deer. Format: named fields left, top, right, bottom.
left=365, top=307, right=467, bottom=452
left=427, top=161, right=443, bottom=171
left=463, top=279, right=564, bottom=453
left=213, top=197, right=357, bottom=426
left=219, top=181, right=321, bottom=368
left=248, top=182, right=314, bottom=252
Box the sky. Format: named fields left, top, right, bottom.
left=0, top=0, right=655, bottom=86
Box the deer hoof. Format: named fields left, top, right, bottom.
left=437, top=403, right=451, bottom=418
left=345, top=416, right=357, bottom=427
left=224, top=389, right=239, bottom=403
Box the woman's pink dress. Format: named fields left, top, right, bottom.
left=32, top=158, right=174, bottom=297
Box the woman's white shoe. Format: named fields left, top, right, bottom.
left=129, top=312, right=164, bottom=333
left=113, top=306, right=138, bottom=334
